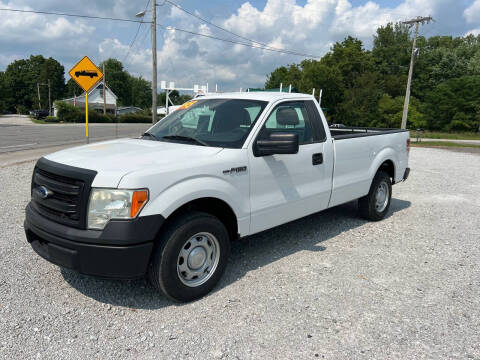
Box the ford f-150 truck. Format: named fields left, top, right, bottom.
left=25, top=92, right=410, bottom=302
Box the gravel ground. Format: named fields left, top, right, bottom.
left=0, top=147, right=479, bottom=359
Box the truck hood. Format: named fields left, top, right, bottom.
left=44, top=138, right=223, bottom=187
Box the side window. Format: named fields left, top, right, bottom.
left=259, top=101, right=313, bottom=145
left=305, top=101, right=326, bottom=142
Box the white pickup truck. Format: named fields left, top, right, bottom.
left=25, top=92, right=410, bottom=302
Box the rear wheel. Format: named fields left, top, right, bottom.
left=148, top=211, right=230, bottom=302
left=358, top=170, right=392, bottom=221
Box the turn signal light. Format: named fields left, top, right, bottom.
left=131, top=190, right=149, bottom=218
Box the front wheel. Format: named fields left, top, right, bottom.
left=358, top=170, right=392, bottom=221
left=148, top=211, right=230, bottom=302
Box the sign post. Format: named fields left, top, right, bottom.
left=85, top=92, right=89, bottom=143
left=68, top=56, right=104, bottom=144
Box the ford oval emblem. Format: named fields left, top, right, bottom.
left=38, top=186, right=54, bottom=199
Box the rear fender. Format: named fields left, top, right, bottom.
left=369, top=147, right=397, bottom=184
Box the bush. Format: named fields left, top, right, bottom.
left=87, top=111, right=115, bottom=123
left=56, top=101, right=82, bottom=122
left=118, top=113, right=152, bottom=123
left=55, top=101, right=115, bottom=123
left=446, top=112, right=474, bottom=131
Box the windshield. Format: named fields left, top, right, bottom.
left=146, top=99, right=268, bottom=148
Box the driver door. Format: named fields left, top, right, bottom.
left=248, top=100, right=332, bottom=234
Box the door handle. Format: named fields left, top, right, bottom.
left=312, top=153, right=323, bottom=165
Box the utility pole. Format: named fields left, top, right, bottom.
left=401, top=16, right=433, bottom=129
left=151, top=0, right=158, bottom=124
left=103, top=64, right=106, bottom=115
left=48, top=79, right=51, bottom=116
left=37, top=83, right=41, bottom=109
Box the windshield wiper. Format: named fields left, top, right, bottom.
left=162, top=135, right=208, bottom=146
left=141, top=132, right=160, bottom=141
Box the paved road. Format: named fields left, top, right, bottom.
left=1, top=148, right=479, bottom=359
left=0, top=115, right=150, bottom=153
left=414, top=138, right=480, bottom=145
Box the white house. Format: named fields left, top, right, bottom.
left=54, top=83, right=118, bottom=116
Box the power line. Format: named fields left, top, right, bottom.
left=0, top=8, right=148, bottom=23
left=124, top=25, right=151, bottom=67
left=157, top=24, right=320, bottom=58
left=164, top=0, right=316, bottom=57
left=0, top=7, right=320, bottom=58
left=123, top=0, right=151, bottom=62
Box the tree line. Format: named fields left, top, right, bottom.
left=2, top=23, right=480, bottom=131
left=0, top=56, right=191, bottom=114
left=266, top=23, right=480, bottom=132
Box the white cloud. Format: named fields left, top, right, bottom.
left=105, top=0, right=472, bottom=90
left=464, top=0, right=480, bottom=24
left=464, top=0, right=480, bottom=35
left=0, top=2, right=93, bottom=44
left=0, top=0, right=476, bottom=91
left=466, top=28, right=480, bottom=36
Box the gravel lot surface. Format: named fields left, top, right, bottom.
left=0, top=148, right=479, bottom=359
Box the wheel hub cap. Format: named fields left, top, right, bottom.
left=177, top=232, right=220, bottom=287
left=188, top=247, right=207, bottom=270
left=375, top=181, right=389, bottom=212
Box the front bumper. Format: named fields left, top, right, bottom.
left=25, top=203, right=165, bottom=279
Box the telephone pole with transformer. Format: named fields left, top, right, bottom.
left=401, top=16, right=433, bottom=130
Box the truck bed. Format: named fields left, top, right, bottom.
left=330, top=127, right=409, bottom=140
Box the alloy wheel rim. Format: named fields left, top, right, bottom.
left=177, top=232, right=220, bottom=287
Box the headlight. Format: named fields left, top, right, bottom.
left=88, top=189, right=148, bottom=230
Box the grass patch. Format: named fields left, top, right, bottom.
left=412, top=131, right=480, bottom=140
left=411, top=141, right=480, bottom=149
left=31, top=118, right=48, bottom=124
left=30, top=117, right=60, bottom=124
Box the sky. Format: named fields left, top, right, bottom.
left=0, top=0, right=479, bottom=92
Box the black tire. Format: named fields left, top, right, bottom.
left=148, top=211, right=230, bottom=302
left=358, top=170, right=392, bottom=221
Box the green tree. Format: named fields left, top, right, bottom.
left=65, top=78, right=82, bottom=98
left=423, top=75, right=480, bottom=131
left=4, top=58, right=34, bottom=112
left=322, top=36, right=375, bottom=89
left=0, top=71, right=7, bottom=112
left=265, top=66, right=289, bottom=89
left=336, top=72, right=384, bottom=127
left=99, top=58, right=130, bottom=106
left=3, top=55, right=65, bottom=113
left=467, top=50, right=480, bottom=75
left=450, top=112, right=473, bottom=131
left=39, top=57, right=66, bottom=107
left=265, top=64, right=302, bottom=89
left=376, top=94, right=425, bottom=129
left=372, top=23, right=411, bottom=75
left=129, top=76, right=151, bottom=108
left=298, top=60, right=344, bottom=116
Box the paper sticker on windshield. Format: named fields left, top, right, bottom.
left=177, top=100, right=197, bottom=111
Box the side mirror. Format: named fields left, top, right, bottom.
left=254, top=132, right=299, bottom=157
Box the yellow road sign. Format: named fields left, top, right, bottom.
left=68, top=56, right=103, bottom=92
